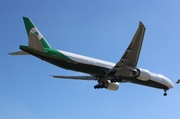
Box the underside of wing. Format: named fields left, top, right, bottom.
left=9, top=51, right=29, bottom=55
left=117, top=21, right=146, bottom=67
left=51, top=75, right=96, bottom=80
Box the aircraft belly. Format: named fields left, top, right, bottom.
left=45, top=58, right=108, bottom=76
left=130, top=78, right=169, bottom=90
left=20, top=47, right=109, bottom=76
left=25, top=51, right=107, bottom=76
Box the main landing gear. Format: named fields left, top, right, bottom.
left=163, top=89, right=167, bottom=96
left=110, top=77, right=122, bottom=83
left=94, top=82, right=106, bottom=89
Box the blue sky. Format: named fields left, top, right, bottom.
left=1, top=0, right=180, bottom=119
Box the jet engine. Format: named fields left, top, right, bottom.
left=105, top=80, right=119, bottom=91
left=132, top=68, right=151, bottom=81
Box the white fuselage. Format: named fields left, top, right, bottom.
left=58, top=50, right=174, bottom=89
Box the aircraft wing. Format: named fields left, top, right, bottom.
left=107, top=21, right=146, bottom=77
left=117, top=21, right=146, bottom=67
left=51, top=75, right=96, bottom=80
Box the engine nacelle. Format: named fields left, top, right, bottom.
left=133, top=68, right=152, bottom=81
left=105, top=80, right=119, bottom=91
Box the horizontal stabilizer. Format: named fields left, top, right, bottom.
left=51, top=75, right=96, bottom=80
left=9, top=51, right=29, bottom=55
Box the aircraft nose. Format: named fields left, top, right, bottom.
left=167, top=78, right=174, bottom=89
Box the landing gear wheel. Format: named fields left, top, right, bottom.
left=94, top=82, right=105, bottom=89
left=163, top=93, right=167, bottom=96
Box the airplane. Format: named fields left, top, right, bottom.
left=9, top=17, right=174, bottom=96
left=176, top=79, right=180, bottom=84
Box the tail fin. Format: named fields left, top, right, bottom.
left=9, top=17, right=52, bottom=55
left=23, top=17, right=51, bottom=51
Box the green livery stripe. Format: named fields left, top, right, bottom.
left=23, top=17, right=51, bottom=49
left=23, top=17, right=35, bottom=37
left=20, top=45, right=73, bottom=61
left=45, top=49, right=73, bottom=61
left=40, top=38, right=51, bottom=49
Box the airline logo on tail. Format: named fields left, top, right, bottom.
left=30, top=27, right=43, bottom=40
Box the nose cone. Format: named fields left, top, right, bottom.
left=166, top=78, right=174, bottom=89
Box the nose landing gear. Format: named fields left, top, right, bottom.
left=163, top=89, right=167, bottom=96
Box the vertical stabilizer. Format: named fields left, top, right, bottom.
left=23, top=17, right=51, bottom=52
